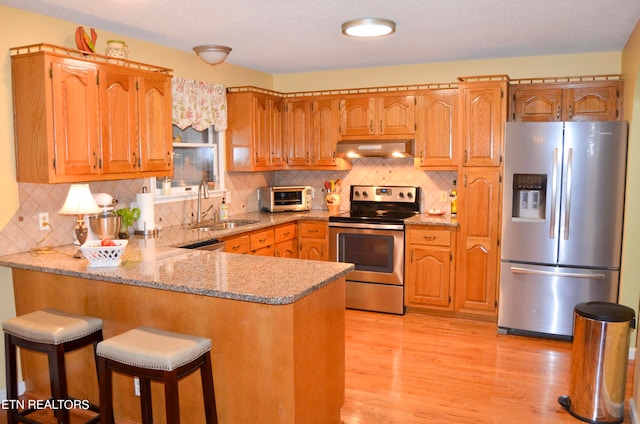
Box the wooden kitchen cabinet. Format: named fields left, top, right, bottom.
left=312, top=98, right=345, bottom=167
left=455, top=168, right=501, bottom=320
left=11, top=45, right=173, bottom=183
left=298, top=220, right=328, bottom=261
left=223, top=234, right=251, bottom=254
left=459, top=80, right=507, bottom=167
left=274, top=223, right=298, bottom=258
left=510, top=80, right=623, bottom=122
left=405, top=226, right=457, bottom=313
left=285, top=99, right=312, bottom=166
left=339, top=94, right=416, bottom=138
left=415, top=89, right=459, bottom=169
left=226, top=89, right=284, bottom=171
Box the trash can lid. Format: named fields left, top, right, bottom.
left=575, top=302, right=635, bottom=323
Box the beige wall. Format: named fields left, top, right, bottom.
left=621, top=17, right=640, bottom=417
left=0, top=3, right=634, bottom=393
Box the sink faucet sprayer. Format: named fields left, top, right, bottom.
left=197, top=176, right=209, bottom=223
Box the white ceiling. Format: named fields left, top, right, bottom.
left=3, top=0, right=640, bottom=74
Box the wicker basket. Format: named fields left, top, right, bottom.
left=80, top=240, right=128, bottom=267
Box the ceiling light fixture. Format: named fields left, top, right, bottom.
left=341, top=18, right=396, bottom=38
left=193, top=45, right=232, bottom=66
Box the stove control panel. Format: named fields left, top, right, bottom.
left=351, top=185, right=419, bottom=203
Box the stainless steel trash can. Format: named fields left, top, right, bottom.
left=558, top=302, right=635, bottom=424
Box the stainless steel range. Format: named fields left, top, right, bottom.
left=328, top=185, right=420, bottom=314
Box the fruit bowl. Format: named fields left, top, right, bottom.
left=80, top=240, right=128, bottom=267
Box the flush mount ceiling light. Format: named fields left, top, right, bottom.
left=341, top=18, right=396, bottom=38
left=193, top=45, right=232, bottom=66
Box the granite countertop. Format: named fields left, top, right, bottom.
left=404, top=213, right=459, bottom=227
left=0, top=240, right=353, bottom=306
left=0, top=209, right=458, bottom=306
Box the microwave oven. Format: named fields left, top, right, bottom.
left=259, top=186, right=312, bottom=213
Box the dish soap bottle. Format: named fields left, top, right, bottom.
left=449, top=180, right=458, bottom=216
left=219, top=198, right=229, bottom=220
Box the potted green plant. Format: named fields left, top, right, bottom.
left=115, top=207, right=140, bottom=239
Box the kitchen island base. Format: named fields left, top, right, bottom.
left=11, top=268, right=345, bottom=423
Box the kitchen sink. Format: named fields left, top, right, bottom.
left=190, top=219, right=258, bottom=231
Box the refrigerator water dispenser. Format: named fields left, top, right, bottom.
left=511, top=174, right=546, bottom=220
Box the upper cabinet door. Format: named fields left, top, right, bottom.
left=459, top=81, right=507, bottom=167
left=137, top=73, right=173, bottom=172
left=285, top=99, right=311, bottom=166
left=415, top=89, right=458, bottom=169
left=339, top=97, right=373, bottom=136
left=564, top=83, right=621, bottom=121
left=378, top=95, right=416, bottom=135
left=51, top=59, right=101, bottom=178
left=511, top=87, right=563, bottom=122
left=312, top=98, right=341, bottom=166
left=100, top=69, right=138, bottom=174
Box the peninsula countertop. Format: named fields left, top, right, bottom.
left=0, top=243, right=354, bottom=305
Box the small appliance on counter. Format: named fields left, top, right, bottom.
left=87, top=193, right=120, bottom=241
left=259, top=186, right=312, bottom=213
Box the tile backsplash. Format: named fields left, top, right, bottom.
left=0, top=158, right=454, bottom=256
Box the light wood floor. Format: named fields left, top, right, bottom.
left=341, top=310, right=634, bottom=424
left=1, top=310, right=634, bottom=423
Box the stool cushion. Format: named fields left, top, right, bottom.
left=2, top=308, right=103, bottom=345
left=97, top=327, right=212, bottom=371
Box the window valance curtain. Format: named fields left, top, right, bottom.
left=171, top=76, right=228, bottom=132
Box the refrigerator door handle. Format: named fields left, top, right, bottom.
left=563, top=148, right=573, bottom=240
left=509, top=266, right=606, bottom=280
left=550, top=147, right=559, bottom=239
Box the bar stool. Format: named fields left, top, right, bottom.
left=97, top=326, right=217, bottom=423
left=3, top=308, right=103, bottom=424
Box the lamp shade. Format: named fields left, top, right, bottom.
left=59, top=184, right=102, bottom=216
left=193, top=45, right=232, bottom=66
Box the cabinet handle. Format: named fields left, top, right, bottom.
left=556, top=106, right=561, bottom=120
left=132, top=152, right=137, bottom=168
left=464, top=150, right=468, bottom=164
left=369, top=120, right=373, bottom=133
left=568, top=105, right=573, bottom=120
left=231, top=245, right=241, bottom=251
left=306, top=229, right=318, bottom=234
left=379, top=119, right=383, bottom=133
left=423, top=236, right=436, bottom=241
left=167, top=151, right=172, bottom=165
left=93, top=151, right=98, bottom=169
left=259, top=238, right=267, bottom=243
left=283, top=232, right=290, bottom=236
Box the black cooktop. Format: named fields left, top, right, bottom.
left=329, top=185, right=420, bottom=224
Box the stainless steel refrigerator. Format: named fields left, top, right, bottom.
left=498, top=121, right=628, bottom=338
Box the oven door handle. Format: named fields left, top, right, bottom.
left=328, top=221, right=404, bottom=231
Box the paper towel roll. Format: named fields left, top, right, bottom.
left=135, top=192, right=155, bottom=232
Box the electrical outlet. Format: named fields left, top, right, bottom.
left=38, top=212, right=49, bottom=230
left=439, top=191, right=449, bottom=203
left=134, top=377, right=140, bottom=396
left=225, top=191, right=231, bottom=204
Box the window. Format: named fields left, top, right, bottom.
left=151, top=125, right=226, bottom=203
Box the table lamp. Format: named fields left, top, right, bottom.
left=59, top=184, right=102, bottom=256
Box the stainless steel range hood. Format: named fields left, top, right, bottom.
left=336, top=139, right=415, bottom=158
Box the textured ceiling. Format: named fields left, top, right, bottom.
left=3, top=0, right=640, bottom=74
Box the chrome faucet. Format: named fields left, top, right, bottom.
left=197, top=176, right=209, bottom=223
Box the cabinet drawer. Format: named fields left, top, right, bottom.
left=250, top=229, right=275, bottom=251
left=224, top=235, right=250, bottom=254
left=407, top=228, right=451, bottom=246
left=299, top=221, right=327, bottom=238
left=275, top=223, right=297, bottom=243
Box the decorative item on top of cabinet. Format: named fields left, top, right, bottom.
left=509, top=76, right=623, bottom=122
left=405, top=226, right=457, bottom=314
left=415, top=88, right=459, bottom=169
left=458, top=76, right=508, bottom=168
left=455, top=167, right=501, bottom=321
left=339, top=94, right=416, bottom=138
left=299, top=220, right=328, bottom=261
left=10, top=44, right=173, bottom=183
left=226, top=87, right=285, bottom=171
